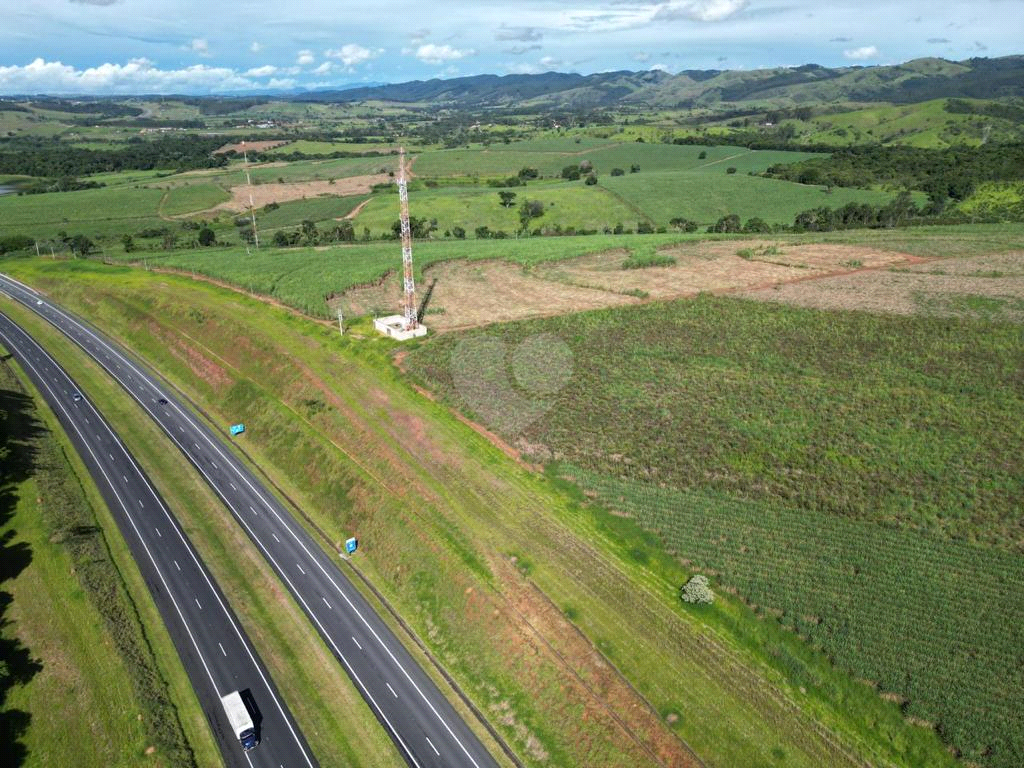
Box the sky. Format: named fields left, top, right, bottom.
left=0, top=0, right=1021, bottom=95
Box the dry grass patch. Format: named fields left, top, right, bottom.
left=742, top=252, right=1024, bottom=320
left=216, top=175, right=389, bottom=213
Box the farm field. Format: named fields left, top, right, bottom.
left=0, top=257, right=967, bottom=768
left=0, top=186, right=166, bottom=239
left=402, top=292, right=1024, bottom=768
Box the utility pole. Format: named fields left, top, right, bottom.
left=242, top=141, right=260, bottom=249
left=337, top=306, right=344, bottom=335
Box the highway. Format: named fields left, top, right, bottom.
left=0, top=311, right=317, bottom=768
left=0, top=273, right=501, bottom=768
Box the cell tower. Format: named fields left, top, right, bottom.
left=373, top=147, right=427, bottom=339
left=241, top=141, right=260, bottom=250
left=397, top=146, right=417, bottom=329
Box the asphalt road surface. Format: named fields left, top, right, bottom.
left=0, top=310, right=317, bottom=768
left=0, top=273, right=500, bottom=768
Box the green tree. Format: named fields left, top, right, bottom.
left=198, top=227, right=216, bottom=246
left=584, top=173, right=598, bottom=186
left=708, top=214, right=741, bottom=233
left=610, top=168, right=625, bottom=176
left=121, top=233, right=135, bottom=253
left=498, top=190, right=517, bottom=208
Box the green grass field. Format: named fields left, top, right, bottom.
left=403, top=292, right=1024, bottom=768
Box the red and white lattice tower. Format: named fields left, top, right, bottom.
left=397, top=147, right=418, bottom=330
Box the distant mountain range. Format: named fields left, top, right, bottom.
left=292, top=56, right=1024, bottom=110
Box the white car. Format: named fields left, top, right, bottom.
left=36, top=299, right=42, bottom=305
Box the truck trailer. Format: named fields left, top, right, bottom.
left=221, top=690, right=258, bottom=751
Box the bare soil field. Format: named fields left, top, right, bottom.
left=742, top=252, right=1024, bottom=320
left=215, top=175, right=389, bottom=213
left=214, top=140, right=290, bottom=154
left=338, top=241, right=926, bottom=331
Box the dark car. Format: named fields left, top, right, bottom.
left=158, top=397, right=168, bottom=405
left=72, top=392, right=82, bottom=402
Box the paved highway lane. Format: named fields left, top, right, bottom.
left=0, top=310, right=317, bottom=768
left=0, top=274, right=501, bottom=768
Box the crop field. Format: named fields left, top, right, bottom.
left=559, top=468, right=1024, bottom=768
left=159, top=183, right=231, bottom=216
left=245, top=154, right=396, bottom=184
left=265, top=140, right=399, bottom=155
left=256, top=194, right=370, bottom=229
left=353, top=179, right=643, bottom=236
left=0, top=186, right=166, bottom=239
left=402, top=293, right=1024, bottom=767
left=600, top=169, right=909, bottom=226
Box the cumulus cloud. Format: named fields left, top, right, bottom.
left=539, top=55, right=564, bottom=68
left=414, top=44, right=474, bottom=64
left=844, top=45, right=879, bottom=60
left=495, top=25, right=543, bottom=42
left=312, top=62, right=333, bottom=75
left=244, top=65, right=278, bottom=77
left=0, top=57, right=258, bottom=95
left=190, top=38, right=210, bottom=57
left=250, top=41, right=262, bottom=53
left=325, top=43, right=381, bottom=67
left=296, top=49, right=315, bottom=66
left=654, top=0, right=748, bottom=23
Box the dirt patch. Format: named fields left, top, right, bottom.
left=337, top=198, right=372, bottom=221
left=216, top=175, right=389, bottom=213
left=536, top=241, right=919, bottom=300
left=214, top=140, right=290, bottom=155
left=335, top=242, right=927, bottom=332
left=741, top=252, right=1024, bottom=320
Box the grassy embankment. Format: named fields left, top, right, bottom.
left=0, top=341, right=216, bottom=767
left=0, top=257, right=971, bottom=768
left=0, top=299, right=407, bottom=768
left=403, top=288, right=1024, bottom=768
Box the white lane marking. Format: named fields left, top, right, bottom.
left=138, top=498, right=144, bottom=507
left=155, top=527, right=162, bottom=537
left=272, top=533, right=280, bottom=543
left=249, top=505, right=257, bottom=516
left=219, top=642, right=227, bottom=657
left=109, top=453, right=115, bottom=461
left=0, top=284, right=412, bottom=768
left=297, top=563, right=305, bottom=575
left=352, top=636, right=362, bottom=650
left=178, top=426, right=184, bottom=432
left=230, top=482, right=237, bottom=491
left=322, top=597, right=331, bottom=609
left=211, top=461, right=217, bottom=469
left=387, top=682, right=398, bottom=698
left=84, top=417, right=89, bottom=425
left=123, top=475, right=128, bottom=484
left=194, top=442, right=200, bottom=450
left=426, top=737, right=440, bottom=756
left=195, top=597, right=202, bottom=610
left=174, top=560, right=181, bottom=571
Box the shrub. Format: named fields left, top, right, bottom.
left=681, top=575, right=714, bottom=604
left=726, top=167, right=737, bottom=174
left=611, top=168, right=625, bottom=176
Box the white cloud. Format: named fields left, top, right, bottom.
left=505, top=62, right=543, bottom=75
left=414, top=43, right=474, bottom=64
left=245, top=65, right=278, bottom=77
left=267, top=77, right=298, bottom=89
left=654, top=0, right=748, bottom=23
left=250, top=41, right=262, bottom=53
left=190, top=38, right=210, bottom=57
left=0, top=57, right=257, bottom=95
left=843, top=45, right=879, bottom=60
left=325, top=44, right=381, bottom=67
left=539, top=55, right=563, bottom=68
left=296, top=49, right=315, bottom=66
left=312, top=62, right=333, bottom=75
left=650, top=63, right=671, bottom=72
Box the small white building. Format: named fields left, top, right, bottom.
left=373, top=315, right=427, bottom=340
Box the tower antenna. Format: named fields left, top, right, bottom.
left=397, top=146, right=417, bottom=330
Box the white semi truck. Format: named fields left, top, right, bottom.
left=221, top=691, right=258, bottom=751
